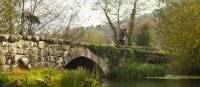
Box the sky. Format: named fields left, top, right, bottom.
left=25, top=0, right=158, bottom=27
left=78, top=0, right=158, bottom=27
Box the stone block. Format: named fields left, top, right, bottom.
left=16, top=42, right=23, bottom=48
left=49, top=56, right=55, bottom=62
left=29, top=42, right=36, bottom=47
left=64, top=51, right=69, bottom=56
left=11, top=48, right=17, bottom=54
left=2, top=65, right=10, bottom=71
left=8, top=35, right=19, bottom=43
left=0, top=47, right=9, bottom=55
left=13, top=55, right=22, bottom=64
left=0, top=55, right=6, bottom=65
left=32, top=36, right=40, bottom=42
left=19, top=57, right=29, bottom=65
left=0, top=34, right=9, bottom=41
left=38, top=41, right=46, bottom=49
left=22, top=35, right=32, bottom=40
left=55, top=50, right=64, bottom=57
left=39, top=36, right=46, bottom=41
left=1, top=41, right=9, bottom=47
left=63, top=40, right=71, bottom=44
left=40, top=49, right=48, bottom=57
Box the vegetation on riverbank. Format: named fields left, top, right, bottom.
left=0, top=68, right=100, bottom=87
left=110, top=61, right=167, bottom=80
left=156, top=0, right=200, bottom=75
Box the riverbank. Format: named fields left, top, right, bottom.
left=0, top=68, right=100, bottom=87
left=147, top=75, right=200, bottom=80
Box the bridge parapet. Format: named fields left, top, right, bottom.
left=0, top=34, right=168, bottom=74
left=0, top=34, right=111, bottom=74
left=82, top=44, right=169, bottom=65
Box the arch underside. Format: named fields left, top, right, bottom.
left=64, top=56, right=104, bottom=73
left=63, top=47, right=109, bottom=75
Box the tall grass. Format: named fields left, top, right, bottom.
left=110, top=62, right=167, bottom=80
left=60, top=68, right=99, bottom=87
left=0, top=68, right=100, bottom=87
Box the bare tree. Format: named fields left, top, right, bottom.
left=20, top=0, right=25, bottom=34
left=21, top=0, right=67, bottom=35
left=126, top=0, right=150, bottom=46
left=60, top=0, right=87, bottom=39
left=95, top=0, right=150, bottom=46
left=94, top=0, right=123, bottom=45
left=127, top=0, right=138, bottom=46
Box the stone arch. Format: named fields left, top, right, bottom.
left=64, top=56, right=104, bottom=74
left=63, top=47, right=109, bottom=75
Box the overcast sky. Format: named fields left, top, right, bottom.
left=78, top=0, right=158, bottom=27
left=26, top=0, right=158, bottom=27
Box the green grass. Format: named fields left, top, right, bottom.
left=110, top=62, right=167, bottom=80
left=0, top=68, right=100, bottom=87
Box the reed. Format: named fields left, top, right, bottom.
left=110, top=62, right=167, bottom=80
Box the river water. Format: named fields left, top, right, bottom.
left=101, top=79, right=200, bottom=87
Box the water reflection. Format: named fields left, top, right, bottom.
left=102, top=79, right=200, bottom=87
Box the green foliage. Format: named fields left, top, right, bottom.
left=136, top=23, right=150, bottom=46
left=156, top=0, right=200, bottom=75
left=83, top=44, right=167, bottom=67
left=110, top=61, right=167, bottom=80
left=0, top=71, right=10, bottom=87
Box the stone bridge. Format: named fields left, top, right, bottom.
left=0, top=34, right=168, bottom=75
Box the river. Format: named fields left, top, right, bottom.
left=101, top=79, right=200, bottom=87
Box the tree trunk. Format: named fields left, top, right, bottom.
left=103, top=9, right=119, bottom=45
left=20, top=0, right=25, bottom=35
left=127, top=0, right=137, bottom=46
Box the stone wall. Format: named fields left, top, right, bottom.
left=0, top=34, right=168, bottom=74
left=0, top=34, right=108, bottom=72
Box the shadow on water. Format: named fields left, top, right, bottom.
left=101, top=79, right=200, bottom=87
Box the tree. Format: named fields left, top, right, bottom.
left=61, top=0, right=87, bottom=39
left=122, top=0, right=149, bottom=46
left=156, top=0, right=200, bottom=74
left=95, top=0, right=149, bottom=46
left=94, top=0, right=122, bottom=45
left=0, top=0, right=21, bottom=34
left=126, top=0, right=137, bottom=46
left=135, top=23, right=150, bottom=46
left=20, top=0, right=65, bottom=35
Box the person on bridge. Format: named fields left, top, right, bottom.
left=119, top=28, right=127, bottom=45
